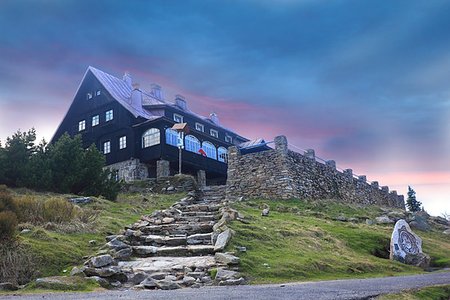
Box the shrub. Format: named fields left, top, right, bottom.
left=0, top=210, right=18, bottom=239
left=14, top=195, right=44, bottom=224
left=0, top=240, right=37, bottom=285
left=0, top=185, right=17, bottom=213
left=43, top=198, right=76, bottom=223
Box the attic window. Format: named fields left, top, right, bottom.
left=195, top=123, right=204, bottom=132
left=78, top=120, right=86, bottom=131
left=96, top=90, right=101, bottom=96
left=225, top=135, right=233, bottom=143
left=87, top=93, right=93, bottom=100
left=173, top=113, right=183, bottom=123
left=210, top=129, right=219, bottom=138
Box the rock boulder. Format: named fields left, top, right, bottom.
left=390, top=219, right=430, bottom=269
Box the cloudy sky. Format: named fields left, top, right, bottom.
left=0, top=0, right=449, bottom=215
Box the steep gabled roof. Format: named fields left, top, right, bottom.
left=87, top=66, right=248, bottom=141
left=88, top=66, right=159, bottom=120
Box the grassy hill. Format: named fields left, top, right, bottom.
left=226, top=199, right=450, bottom=284
left=1, top=188, right=449, bottom=292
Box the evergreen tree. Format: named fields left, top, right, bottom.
left=406, top=186, right=422, bottom=212
left=0, top=129, right=36, bottom=187
left=0, top=129, right=120, bottom=200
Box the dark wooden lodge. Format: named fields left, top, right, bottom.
left=52, top=66, right=251, bottom=184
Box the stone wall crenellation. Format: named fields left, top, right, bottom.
left=226, top=135, right=405, bottom=209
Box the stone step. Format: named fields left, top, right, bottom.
left=132, top=245, right=215, bottom=257
left=179, top=204, right=221, bottom=212
left=177, top=215, right=218, bottom=222
left=142, top=235, right=187, bottom=247
left=180, top=211, right=218, bottom=217
left=140, top=223, right=214, bottom=235
left=186, top=232, right=213, bottom=245
left=118, top=256, right=217, bottom=274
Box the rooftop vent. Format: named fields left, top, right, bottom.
left=123, top=71, right=132, bottom=87
left=175, top=94, right=187, bottom=110
left=151, top=84, right=163, bottom=100
left=210, top=112, right=219, bottom=125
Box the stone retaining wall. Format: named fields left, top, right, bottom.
left=226, top=135, right=405, bottom=209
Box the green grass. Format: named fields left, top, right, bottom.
left=16, top=191, right=183, bottom=278
left=377, top=285, right=450, bottom=299
left=227, top=199, right=450, bottom=284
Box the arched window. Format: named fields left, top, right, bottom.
left=202, top=141, right=217, bottom=159
left=142, top=128, right=160, bottom=148
left=185, top=135, right=201, bottom=153
left=165, top=128, right=179, bottom=147
left=218, top=147, right=228, bottom=163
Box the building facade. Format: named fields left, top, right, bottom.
left=52, top=66, right=249, bottom=184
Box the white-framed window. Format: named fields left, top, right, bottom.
left=142, top=128, right=160, bottom=148
left=225, top=135, right=232, bottom=143
left=96, top=90, right=101, bottom=96
left=202, top=141, right=217, bottom=159
left=119, top=136, right=127, bottom=149
left=173, top=113, right=183, bottom=123
left=165, top=128, right=179, bottom=147
left=195, top=123, right=204, bottom=132
left=106, top=109, right=113, bottom=121
left=92, top=115, right=99, bottom=126
left=185, top=135, right=201, bottom=153
left=210, top=129, right=219, bottom=138
left=78, top=120, right=86, bottom=131
left=218, top=147, right=228, bottom=163
left=87, top=93, right=93, bottom=100
left=103, top=141, right=111, bottom=154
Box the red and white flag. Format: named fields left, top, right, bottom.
left=198, top=148, right=207, bottom=157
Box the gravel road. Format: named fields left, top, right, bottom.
left=2, top=271, right=449, bottom=300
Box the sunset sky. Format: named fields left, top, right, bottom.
left=0, top=0, right=449, bottom=216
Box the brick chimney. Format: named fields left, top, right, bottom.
left=151, top=84, right=163, bottom=100
left=123, top=71, right=132, bottom=87
left=210, top=112, right=219, bottom=125
left=175, top=94, right=187, bottom=110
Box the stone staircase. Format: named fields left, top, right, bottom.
left=74, top=185, right=245, bottom=290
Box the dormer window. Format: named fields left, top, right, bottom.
left=195, top=123, right=204, bottom=132
left=106, top=109, right=113, bottom=122
left=78, top=120, right=86, bottom=131
left=210, top=129, right=219, bottom=138
left=87, top=93, right=93, bottom=100
left=225, top=135, right=233, bottom=143
left=173, top=113, right=183, bottom=123
left=96, top=90, right=101, bottom=96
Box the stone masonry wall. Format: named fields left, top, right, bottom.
left=106, top=158, right=149, bottom=182
left=226, top=135, right=405, bottom=209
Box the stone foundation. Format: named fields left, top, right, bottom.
left=106, top=159, right=148, bottom=182
left=226, top=135, right=405, bottom=209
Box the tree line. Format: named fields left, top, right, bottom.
left=0, top=129, right=120, bottom=200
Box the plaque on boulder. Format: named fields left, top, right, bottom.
left=390, top=219, right=430, bottom=268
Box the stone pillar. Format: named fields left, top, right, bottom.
left=397, top=195, right=406, bottom=210
left=343, top=169, right=353, bottom=178
left=326, top=160, right=336, bottom=169
left=381, top=186, right=389, bottom=193
left=156, top=160, right=170, bottom=178
left=372, top=181, right=379, bottom=189
left=358, top=175, right=367, bottom=182
left=274, top=135, right=288, bottom=154
left=305, top=149, right=315, bottom=160
left=197, top=170, right=206, bottom=188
